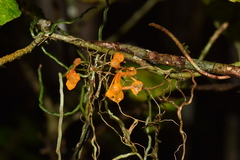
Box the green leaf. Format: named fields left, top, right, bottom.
left=201, top=0, right=216, bottom=5
left=0, top=0, right=21, bottom=25
left=123, top=68, right=177, bottom=102
left=229, top=0, right=240, bottom=2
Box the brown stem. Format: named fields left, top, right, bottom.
left=94, top=41, right=240, bottom=79
left=149, top=23, right=230, bottom=80
left=199, top=22, right=229, bottom=60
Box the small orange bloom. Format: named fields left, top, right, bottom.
left=105, top=89, right=124, bottom=103
left=111, top=83, right=122, bottom=93
left=126, top=67, right=137, bottom=76
left=112, top=91, right=124, bottom=103
left=106, top=52, right=143, bottom=103
left=66, top=70, right=80, bottom=90
left=110, top=52, right=124, bottom=69
left=110, top=59, right=121, bottom=69
left=130, top=80, right=143, bottom=95
left=113, top=52, right=124, bottom=62
left=73, top=58, right=81, bottom=66
left=66, top=58, right=81, bottom=90
left=105, top=83, right=124, bottom=103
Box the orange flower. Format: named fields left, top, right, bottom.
left=105, top=83, right=124, bottom=103
left=130, top=80, right=143, bottom=95
left=110, top=59, right=121, bottom=69
left=112, top=91, right=124, bottom=103
left=113, top=52, right=124, bottom=62
left=126, top=67, right=137, bottom=76
left=110, top=52, right=124, bottom=69
left=66, top=70, right=80, bottom=90
left=106, top=52, right=143, bottom=103
left=66, top=58, right=81, bottom=90
left=73, top=58, right=81, bottom=66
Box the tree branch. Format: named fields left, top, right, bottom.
left=0, top=33, right=45, bottom=66
left=1, top=19, right=240, bottom=79
left=94, top=41, right=240, bottom=79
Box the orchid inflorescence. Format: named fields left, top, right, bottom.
left=65, top=53, right=143, bottom=103
left=105, top=52, right=143, bottom=103
left=66, top=58, right=81, bottom=90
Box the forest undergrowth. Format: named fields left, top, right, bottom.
left=1, top=0, right=240, bottom=160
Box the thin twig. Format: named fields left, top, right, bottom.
left=176, top=70, right=197, bottom=160
left=98, top=0, right=109, bottom=41
left=144, top=99, right=153, bottom=160
left=41, top=47, right=68, bottom=70
left=199, top=22, right=229, bottom=60
left=56, top=73, right=64, bottom=160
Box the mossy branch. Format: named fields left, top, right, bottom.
left=1, top=19, right=240, bottom=79
left=0, top=33, right=45, bottom=66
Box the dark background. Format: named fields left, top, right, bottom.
left=1, top=0, right=240, bottom=159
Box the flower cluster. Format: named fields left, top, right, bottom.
left=66, top=58, right=81, bottom=90
left=105, top=52, right=143, bottom=103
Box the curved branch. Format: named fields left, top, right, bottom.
left=149, top=23, right=230, bottom=80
